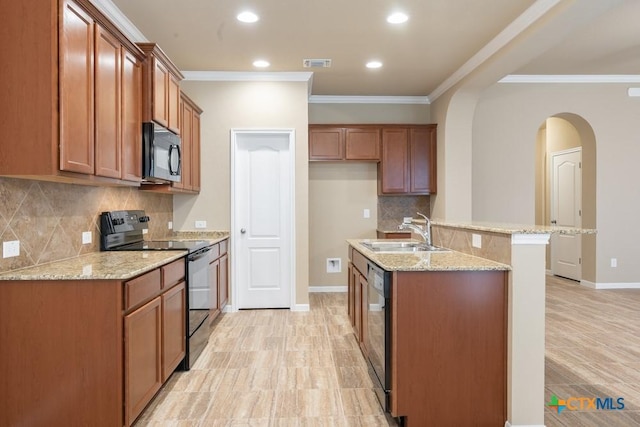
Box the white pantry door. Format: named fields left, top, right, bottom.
left=550, top=148, right=582, bottom=281
left=232, top=130, right=294, bottom=309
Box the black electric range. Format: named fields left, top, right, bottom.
left=100, top=210, right=209, bottom=254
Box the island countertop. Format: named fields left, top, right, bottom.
left=348, top=239, right=510, bottom=272
left=0, top=251, right=187, bottom=281
left=430, top=220, right=596, bottom=235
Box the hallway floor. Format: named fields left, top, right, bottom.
left=134, top=276, right=640, bottom=426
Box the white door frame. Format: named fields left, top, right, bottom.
left=230, top=129, right=296, bottom=312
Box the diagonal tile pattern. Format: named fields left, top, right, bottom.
left=0, top=177, right=174, bottom=273
left=136, top=276, right=640, bottom=426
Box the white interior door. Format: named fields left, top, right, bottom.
left=550, top=148, right=582, bottom=281
left=232, top=130, right=294, bottom=309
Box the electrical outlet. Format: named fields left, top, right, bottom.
left=363, top=209, right=370, bottom=219
left=403, top=217, right=413, bottom=224
left=2, top=240, right=20, bottom=258
left=82, top=231, right=92, bottom=245
left=472, top=234, right=482, bottom=248
left=611, top=258, right=617, bottom=268
left=168, top=221, right=173, bottom=230
left=195, top=220, right=207, bottom=229
left=142, top=229, right=148, bottom=234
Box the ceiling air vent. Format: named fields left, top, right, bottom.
left=303, top=59, right=332, bottom=68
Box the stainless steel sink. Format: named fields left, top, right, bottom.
left=360, top=240, right=449, bottom=253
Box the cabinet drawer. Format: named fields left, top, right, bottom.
left=219, top=239, right=227, bottom=255
left=161, top=258, right=185, bottom=289
left=125, top=268, right=162, bottom=311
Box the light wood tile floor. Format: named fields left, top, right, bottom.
left=545, top=275, right=640, bottom=426
left=135, top=277, right=640, bottom=426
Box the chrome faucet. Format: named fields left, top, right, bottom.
left=398, top=212, right=432, bottom=245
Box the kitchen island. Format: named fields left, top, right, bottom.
left=348, top=239, right=510, bottom=426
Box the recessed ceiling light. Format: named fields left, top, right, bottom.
left=387, top=12, right=408, bottom=24
left=237, top=11, right=259, bottom=23
left=366, top=61, right=383, bottom=69
left=253, top=60, right=270, bottom=68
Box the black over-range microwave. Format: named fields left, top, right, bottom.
left=142, top=122, right=181, bottom=183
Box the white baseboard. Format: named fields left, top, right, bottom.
left=580, top=280, right=640, bottom=289
left=308, top=285, right=347, bottom=293
left=291, top=304, right=310, bottom=312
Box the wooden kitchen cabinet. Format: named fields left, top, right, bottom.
left=162, top=281, right=186, bottom=381
left=173, top=92, right=203, bottom=193
left=209, top=239, right=229, bottom=323
left=2, top=0, right=144, bottom=185
left=348, top=247, right=369, bottom=347
left=124, top=257, right=186, bottom=425
left=138, top=43, right=184, bottom=135
left=378, top=124, right=437, bottom=195
left=124, top=296, right=162, bottom=426
left=309, top=125, right=381, bottom=161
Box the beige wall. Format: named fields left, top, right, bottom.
left=175, top=80, right=310, bottom=305
left=308, top=102, right=431, bottom=287
left=309, top=163, right=378, bottom=286
left=473, top=82, right=640, bottom=284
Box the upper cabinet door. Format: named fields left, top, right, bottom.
left=409, top=127, right=437, bottom=194
left=345, top=128, right=380, bottom=161
left=59, top=0, right=94, bottom=175
left=152, top=58, right=169, bottom=127
left=309, top=127, right=344, bottom=160
left=94, top=25, right=121, bottom=179
left=167, top=74, right=180, bottom=134
left=379, top=128, right=409, bottom=194
left=121, top=49, right=143, bottom=182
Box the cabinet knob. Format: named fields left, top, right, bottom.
left=240, top=228, right=246, bottom=234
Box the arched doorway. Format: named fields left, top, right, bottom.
left=535, top=114, right=597, bottom=283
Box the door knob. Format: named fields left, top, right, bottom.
left=240, top=228, right=246, bottom=234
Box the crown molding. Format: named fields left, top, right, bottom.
left=308, top=95, right=430, bottom=104
left=182, top=71, right=314, bottom=83
left=89, top=0, right=148, bottom=42
left=500, top=75, right=640, bottom=84
left=428, top=0, right=562, bottom=102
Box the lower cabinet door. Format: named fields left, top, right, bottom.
left=162, top=281, right=186, bottom=381
left=219, top=253, right=228, bottom=309
left=124, top=296, right=162, bottom=426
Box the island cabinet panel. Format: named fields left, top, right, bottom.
left=59, top=0, right=95, bottom=175
left=0, top=280, right=123, bottom=427
left=391, top=270, right=507, bottom=426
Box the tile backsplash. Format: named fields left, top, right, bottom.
left=377, top=195, right=430, bottom=231
left=0, top=177, right=173, bottom=273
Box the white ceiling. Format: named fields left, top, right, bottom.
left=105, top=0, right=640, bottom=99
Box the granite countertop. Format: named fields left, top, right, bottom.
left=0, top=251, right=187, bottom=281
left=429, top=220, right=596, bottom=235
left=348, top=239, right=510, bottom=272
left=0, top=232, right=230, bottom=282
